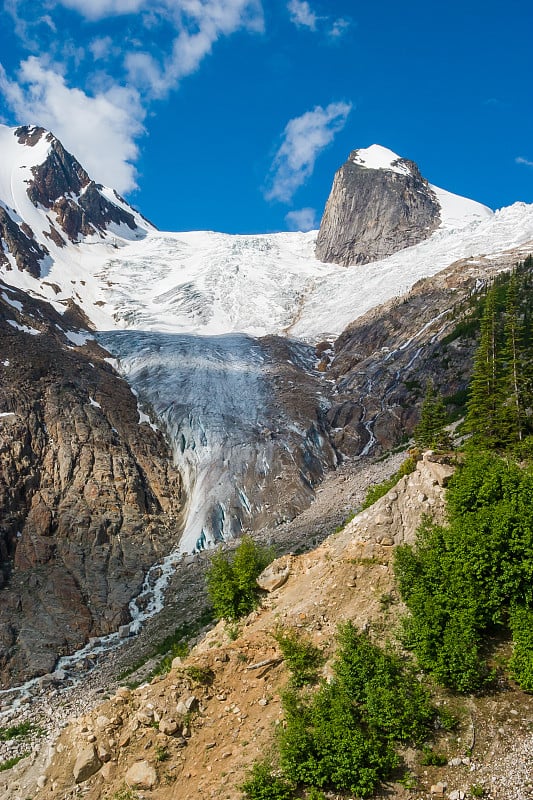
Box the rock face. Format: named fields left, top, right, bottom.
left=20, top=126, right=140, bottom=242
left=0, top=207, right=49, bottom=277
left=324, top=249, right=528, bottom=458
left=315, top=145, right=441, bottom=266
left=343, top=452, right=454, bottom=550
left=0, top=283, right=183, bottom=685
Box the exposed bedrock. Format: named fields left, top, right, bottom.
left=0, top=285, right=183, bottom=685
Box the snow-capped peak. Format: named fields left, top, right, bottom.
left=352, top=144, right=411, bottom=176
left=0, top=124, right=53, bottom=218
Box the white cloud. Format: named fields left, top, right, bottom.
left=89, top=36, right=114, bottom=60
left=329, top=17, right=350, bottom=38
left=49, top=0, right=265, bottom=98
left=0, top=0, right=264, bottom=193
left=55, top=0, right=144, bottom=20
left=124, top=0, right=264, bottom=97
left=287, top=0, right=351, bottom=39
left=516, top=156, right=533, bottom=168
left=285, top=207, right=318, bottom=231
left=265, top=101, right=352, bottom=203
left=0, top=57, right=145, bottom=193
left=287, top=0, right=318, bottom=30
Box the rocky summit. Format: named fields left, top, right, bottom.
left=315, top=144, right=489, bottom=266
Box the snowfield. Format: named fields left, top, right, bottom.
left=87, top=201, right=532, bottom=343
left=1, top=127, right=530, bottom=346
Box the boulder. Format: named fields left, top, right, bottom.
left=125, top=760, right=158, bottom=789
left=159, top=718, right=179, bottom=736
left=256, top=557, right=291, bottom=592
left=73, top=745, right=101, bottom=783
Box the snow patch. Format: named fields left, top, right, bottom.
left=352, top=144, right=411, bottom=176
left=431, top=184, right=493, bottom=230
left=7, top=319, right=40, bottom=335
left=1, top=291, right=23, bottom=311
left=138, top=406, right=159, bottom=432
left=64, top=329, right=94, bottom=346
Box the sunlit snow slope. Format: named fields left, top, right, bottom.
left=91, top=202, right=533, bottom=343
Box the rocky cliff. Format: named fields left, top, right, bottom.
left=315, top=145, right=441, bottom=266
left=0, top=283, right=183, bottom=685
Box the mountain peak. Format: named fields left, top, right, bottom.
left=0, top=123, right=151, bottom=279
left=316, top=146, right=441, bottom=266
left=316, top=146, right=494, bottom=266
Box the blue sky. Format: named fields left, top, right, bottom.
left=0, top=0, right=532, bottom=234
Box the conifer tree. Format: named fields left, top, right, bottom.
left=500, top=273, right=525, bottom=443
left=414, top=379, right=451, bottom=450
left=464, top=285, right=502, bottom=447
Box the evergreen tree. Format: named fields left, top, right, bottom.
left=500, top=273, right=525, bottom=443
left=464, top=284, right=502, bottom=447
left=414, top=379, right=451, bottom=450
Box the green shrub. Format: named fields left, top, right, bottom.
left=273, top=627, right=324, bottom=687
left=394, top=451, right=533, bottom=691
left=305, top=789, right=327, bottom=800
left=185, top=665, right=214, bottom=685
left=241, top=760, right=294, bottom=800
left=0, top=721, right=40, bottom=741
left=113, top=787, right=140, bottom=800
left=420, top=746, right=448, bottom=766
left=0, top=753, right=29, bottom=771
left=334, top=622, right=435, bottom=744
left=238, top=620, right=447, bottom=800
left=155, top=744, right=170, bottom=762
left=278, top=686, right=398, bottom=797
left=206, top=536, right=274, bottom=621
left=509, top=604, right=533, bottom=692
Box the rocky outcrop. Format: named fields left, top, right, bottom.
left=342, top=452, right=454, bottom=551
left=0, top=125, right=149, bottom=280
left=0, top=284, right=183, bottom=685
left=315, top=146, right=441, bottom=265
left=0, top=206, right=49, bottom=277
left=21, top=127, right=91, bottom=208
